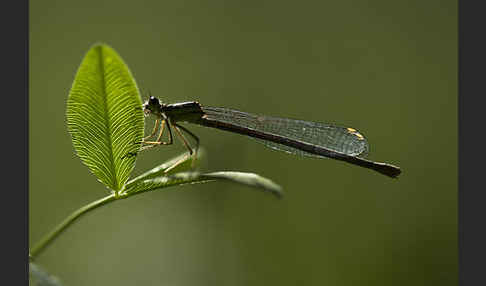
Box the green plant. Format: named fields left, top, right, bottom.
left=29, top=44, right=281, bottom=284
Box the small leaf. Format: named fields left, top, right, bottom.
left=127, top=149, right=205, bottom=185
left=201, top=172, right=283, bottom=198
left=66, top=44, right=144, bottom=191
left=123, top=171, right=283, bottom=198
left=30, top=262, right=63, bottom=286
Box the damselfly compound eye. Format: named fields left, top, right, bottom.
left=149, top=96, right=159, bottom=106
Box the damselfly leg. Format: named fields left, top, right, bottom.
left=143, top=118, right=160, bottom=141
left=163, top=123, right=200, bottom=173
left=140, top=118, right=173, bottom=151
left=175, top=124, right=200, bottom=161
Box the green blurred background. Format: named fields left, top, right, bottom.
left=29, top=0, right=457, bottom=285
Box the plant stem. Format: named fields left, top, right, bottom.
left=30, top=193, right=117, bottom=259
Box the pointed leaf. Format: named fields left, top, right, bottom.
left=123, top=171, right=283, bottom=198
left=201, top=171, right=282, bottom=198
left=127, top=149, right=206, bottom=185
left=66, top=44, right=144, bottom=191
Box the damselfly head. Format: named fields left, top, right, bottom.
left=142, top=96, right=162, bottom=117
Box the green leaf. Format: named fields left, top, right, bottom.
left=126, top=149, right=206, bottom=185
left=66, top=43, right=144, bottom=191
left=123, top=171, right=283, bottom=198
left=201, top=172, right=283, bottom=198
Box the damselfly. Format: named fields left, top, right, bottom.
left=140, top=96, right=401, bottom=178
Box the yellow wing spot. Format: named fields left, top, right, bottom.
left=354, top=133, right=364, bottom=140
left=347, top=127, right=364, bottom=140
